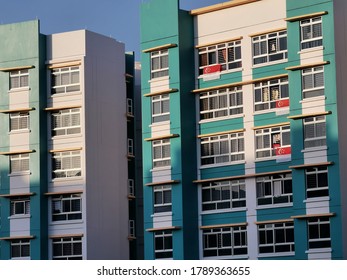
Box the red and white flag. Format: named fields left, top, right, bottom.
left=276, top=99, right=290, bottom=108
left=274, top=146, right=291, bottom=156
left=203, top=64, right=221, bottom=75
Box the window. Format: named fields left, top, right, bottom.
left=201, top=180, right=246, bottom=212
left=11, top=239, right=30, bottom=259
left=129, top=220, right=136, bottom=238
left=128, top=138, right=134, bottom=156
left=254, top=78, right=289, bottom=111
left=256, top=173, right=293, bottom=206
left=10, top=69, right=29, bottom=89
left=198, top=40, right=242, bottom=75
left=200, top=86, right=243, bottom=120
left=52, top=236, right=82, bottom=260
left=10, top=153, right=30, bottom=174
left=127, top=98, right=133, bottom=116
left=307, top=217, right=331, bottom=249
left=10, top=112, right=30, bottom=131
left=51, top=66, right=80, bottom=94
left=154, top=230, right=173, bottom=259
left=255, top=125, right=291, bottom=159
left=306, top=166, right=329, bottom=198
left=203, top=226, right=247, bottom=258
left=152, top=94, right=169, bottom=123
left=252, top=31, right=287, bottom=65
left=10, top=197, right=30, bottom=216
left=303, top=116, right=326, bottom=149
left=201, top=132, right=245, bottom=166
left=152, top=139, right=171, bottom=168
left=128, top=179, right=135, bottom=196
left=151, top=49, right=169, bottom=79
left=258, top=222, right=294, bottom=254
left=51, top=193, right=82, bottom=222
left=51, top=108, right=81, bottom=137
left=302, top=66, right=324, bottom=99
left=301, top=17, right=323, bottom=50
left=153, top=185, right=172, bottom=213
left=52, top=150, right=82, bottom=179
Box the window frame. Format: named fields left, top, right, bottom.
left=254, top=77, right=289, bottom=112
left=202, top=226, right=248, bottom=258
left=11, top=239, right=30, bottom=259
left=9, top=111, right=30, bottom=132
left=199, top=86, right=243, bottom=121
left=256, top=173, right=293, bottom=206
left=52, top=236, right=83, bottom=260
left=198, top=40, right=242, bottom=75
left=255, top=125, right=291, bottom=159
left=10, top=197, right=30, bottom=216
left=9, top=69, right=29, bottom=90
left=258, top=222, right=295, bottom=254
left=152, top=139, right=171, bottom=168
left=153, top=185, right=172, bottom=214
left=300, top=16, right=323, bottom=50
left=51, top=108, right=81, bottom=137
left=302, top=66, right=324, bottom=99
left=307, top=217, right=331, bottom=249
left=10, top=153, right=30, bottom=174
left=252, top=31, right=287, bottom=65
left=152, top=94, right=170, bottom=123
left=200, top=132, right=245, bottom=167
left=154, top=230, right=173, bottom=259
left=51, top=66, right=80, bottom=95
left=51, top=193, right=82, bottom=222
left=201, top=180, right=246, bottom=212
left=52, top=150, right=82, bottom=179
left=150, top=49, right=169, bottom=79
left=305, top=166, right=329, bottom=199
left=303, top=115, right=326, bottom=149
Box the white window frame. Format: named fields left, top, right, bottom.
left=302, top=66, right=324, bottom=99
left=255, top=125, right=290, bottom=159
left=10, top=69, right=29, bottom=89
left=152, top=94, right=170, bottom=123
left=51, top=66, right=80, bottom=94
left=128, top=179, right=135, bottom=196
left=10, top=197, right=30, bottom=216
left=52, top=150, right=82, bottom=179
left=52, top=236, right=83, bottom=260
left=11, top=239, right=30, bottom=259
left=300, top=17, right=323, bottom=50
left=51, top=108, right=81, bottom=137
left=128, top=138, right=134, bottom=156
left=10, top=153, right=30, bottom=174
left=201, top=132, right=245, bottom=166
left=258, top=222, right=295, bottom=254
left=127, top=98, right=133, bottom=116
left=252, top=31, right=287, bottom=65
left=303, top=116, right=326, bottom=149
left=152, top=139, right=171, bottom=168
left=151, top=49, right=169, bottom=79
left=129, top=220, right=136, bottom=238
left=199, top=86, right=243, bottom=121
left=9, top=112, right=30, bottom=132
left=254, top=78, right=289, bottom=111
left=51, top=193, right=82, bottom=222
left=256, top=173, right=292, bottom=206
left=153, top=185, right=172, bottom=214
left=154, top=230, right=173, bottom=259
left=198, top=40, right=242, bottom=75
left=305, top=166, right=329, bottom=199
left=307, top=217, right=331, bottom=249
left=202, top=226, right=248, bottom=258
left=201, top=180, right=246, bottom=212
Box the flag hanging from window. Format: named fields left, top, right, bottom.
left=203, top=64, right=221, bottom=75
left=276, top=99, right=290, bottom=108
left=274, top=146, right=291, bottom=156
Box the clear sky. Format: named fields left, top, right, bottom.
left=0, top=0, right=224, bottom=61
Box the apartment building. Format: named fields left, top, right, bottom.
left=140, top=0, right=347, bottom=260
left=0, top=20, right=141, bottom=260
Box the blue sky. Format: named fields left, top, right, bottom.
left=0, top=0, right=223, bottom=60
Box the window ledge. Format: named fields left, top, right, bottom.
left=253, top=108, right=290, bottom=116
left=203, top=254, right=248, bottom=260
left=305, top=248, right=332, bottom=254
left=301, top=146, right=328, bottom=153
left=8, top=129, right=31, bottom=135
left=51, top=133, right=83, bottom=140
left=199, top=160, right=246, bottom=169
left=151, top=212, right=172, bottom=218
left=298, top=46, right=324, bottom=55
left=258, top=252, right=295, bottom=258
left=303, top=196, right=330, bottom=203
left=8, top=214, right=31, bottom=220
left=50, top=91, right=82, bottom=98
left=148, top=76, right=170, bottom=83
left=252, top=59, right=288, bottom=69
left=150, top=166, right=171, bottom=172
left=201, top=207, right=247, bottom=215
left=50, top=176, right=83, bottom=184
left=149, top=121, right=171, bottom=127
left=256, top=203, right=293, bottom=210
left=300, top=96, right=326, bottom=104
left=50, top=219, right=83, bottom=226
left=8, top=171, right=31, bottom=177
left=8, top=87, right=31, bottom=94
left=199, top=114, right=244, bottom=124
